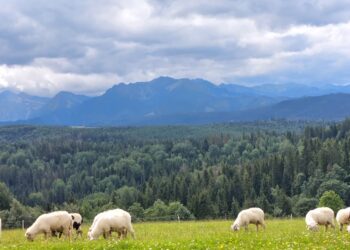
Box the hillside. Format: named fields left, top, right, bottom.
left=237, top=93, right=350, bottom=121
left=0, top=120, right=349, bottom=225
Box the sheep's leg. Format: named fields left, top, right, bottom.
left=244, top=225, right=248, bottom=231
left=72, top=230, right=77, bottom=240
left=44, top=231, right=50, bottom=241
left=325, top=224, right=328, bottom=232
left=340, top=224, right=343, bottom=231
left=62, top=227, right=71, bottom=241
left=77, top=229, right=83, bottom=238
left=256, top=223, right=259, bottom=232
left=120, top=228, right=128, bottom=239
left=104, top=230, right=112, bottom=240
left=120, top=229, right=126, bottom=239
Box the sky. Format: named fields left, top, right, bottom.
left=1, top=0, right=350, bottom=96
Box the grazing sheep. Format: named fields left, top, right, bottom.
left=89, top=209, right=135, bottom=240
left=305, top=207, right=335, bottom=231
left=336, top=207, right=350, bottom=231
left=52, top=213, right=83, bottom=238
left=88, top=209, right=128, bottom=239
left=25, top=211, right=72, bottom=241
left=231, top=207, right=265, bottom=232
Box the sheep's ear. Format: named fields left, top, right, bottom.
left=71, top=215, right=75, bottom=220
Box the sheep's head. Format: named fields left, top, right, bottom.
left=88, top=228, right=99, bottom=240
left=231, top=223, right=240, bottom=231
left=73, top=222, right=81, bottom=230
left=25, top=232, right=34, bottom=241
left=89, top=233, right=98, bottom=241
left=306, top=223, right=318, bottom=231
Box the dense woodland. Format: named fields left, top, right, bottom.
left=1, top=120, right=350, bottom=228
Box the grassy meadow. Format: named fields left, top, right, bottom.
left=0, top=219, right=350, bottom=249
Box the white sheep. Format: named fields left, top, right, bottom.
left=25, top=211, right=72, bottom=241
left=305, top=207, right=335, bottom=231
left=52, top=213, right=83, bottom=238
left=89, top=209, right=135, bottom=240
left=88, top=209, right=129, bottom=239
left=88, top=209, right=112, bottom=238
left=336, top=207, right=350, bottom=231
left=231, top=207, right=265, bottom=231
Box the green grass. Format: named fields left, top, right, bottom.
left=0, top=219, right=350, bottom=249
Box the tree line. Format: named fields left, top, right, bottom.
left=0, top=120, right=349, bottom=228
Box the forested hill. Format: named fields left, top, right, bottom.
left=0, top=120, right=350, bottom=227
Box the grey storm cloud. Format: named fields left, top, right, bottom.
left=1, top=0, right=350, bottom=96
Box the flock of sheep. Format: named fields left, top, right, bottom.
left=231, top=207, right=350, bottom=232
left=24, top=206, right=350, bottom=241
left=24, top=208, right=134, bottom=241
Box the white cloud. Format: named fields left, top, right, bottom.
left=0, top=63, right=120, bottom=96
left=1, top=0, right=350, bottom=95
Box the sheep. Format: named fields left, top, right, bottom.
left=231, top=207, right=265, bottom=232
left=89, top=209, right=135, bottom=240
left=336, top=207, right=350, bottom=231
left=88, top=209, right=128, bottom=239
left=52, top=213, right=83, bottom=238
left=305, top=207, right=335, bottom=231
left=25, top=211, right=72, bottom=241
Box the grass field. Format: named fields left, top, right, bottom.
left=0, top=219, right=350, bottom=249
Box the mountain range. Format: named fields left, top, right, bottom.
left=1, top=76, right=350, bottom=126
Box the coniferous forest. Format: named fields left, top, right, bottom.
left=1, top=120, right=350, bottom=228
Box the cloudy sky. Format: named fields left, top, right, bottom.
left=1, top=0, right=350, bottom=96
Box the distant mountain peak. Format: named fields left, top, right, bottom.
left=152, top=76, right=176, bottom=82
left=0, top=90, right=17, bottom=97
left=55, top=91, right=74, bottom=96
left=4, top=77, right=350, bottom=126
left=53, top=91, right=89, bottom=99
